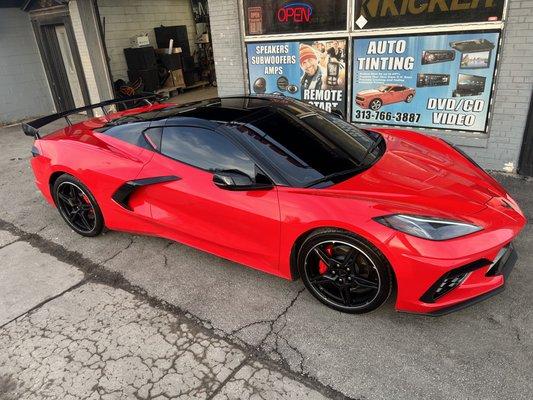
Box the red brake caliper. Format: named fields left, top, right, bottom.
left=80, top=194, right=94, bottom=217
left=318, top=244, right=333, bottom=274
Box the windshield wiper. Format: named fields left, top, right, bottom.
left=304, top=167, right=367, bottom=188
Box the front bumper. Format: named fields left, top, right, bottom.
left=388, top=201, right=526, bottom=315
left=393, top=239, right=520, bottom=315
left=425, top=244, right=517, bottom=316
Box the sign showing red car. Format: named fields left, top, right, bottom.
left=356, top=84, right=416, bottom=111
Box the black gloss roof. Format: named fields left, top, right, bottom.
left=131, top=96, right=317, bottom=124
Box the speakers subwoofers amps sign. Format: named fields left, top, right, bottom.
left=354, top=0, right=505, bottom=30
left=247, top=38, right=348, bottom=115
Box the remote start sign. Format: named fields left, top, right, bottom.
left=351, top=30, right=501, bottom=133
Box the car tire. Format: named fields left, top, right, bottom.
left=52, top=174, right=104, bottom=237
left=369, top=99, right=382, bottom=111
left=297, top=229, right=392, bottom=314
left=405, top=94, right=414, bottom=103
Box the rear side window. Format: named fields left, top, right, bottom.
left=161, top=126, right=256, bottom=177
left=143, top=127, right=163, bottom=151
left=97, top=121, right=152, bottom=148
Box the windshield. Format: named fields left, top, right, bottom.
left=226, top=108, right=384, bottom=188
left=377, top=85, right=389, bottom=92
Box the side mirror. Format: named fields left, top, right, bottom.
left=213, top=170, right=273, bottom=191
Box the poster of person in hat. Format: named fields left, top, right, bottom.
left=300, top=44, right=323, bottom=91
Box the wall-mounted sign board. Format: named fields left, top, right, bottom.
left=351, top=30, right=501, bottom=133
left=354, top=0, right=505, bottom=30
left=247, top=38, right=348, bottom=115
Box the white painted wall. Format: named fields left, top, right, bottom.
left=0, top=8, right=54, bottom=125
left=98, top=0, right=197, bottom=82
left=208, top=0, right=246, bottom=96
left=69, top=0, right=101, bottom=104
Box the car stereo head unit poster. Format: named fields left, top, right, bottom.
left=351, top=30, right=501, bottom=133
left=354, top=0, right=505, bottom=30
left=247, top=39, right=348, bottom=115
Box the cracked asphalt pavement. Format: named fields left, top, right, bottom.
left=0, top=122, right=532, bottom=399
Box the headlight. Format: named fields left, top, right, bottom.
left=374, top=214, right=482, bottom=241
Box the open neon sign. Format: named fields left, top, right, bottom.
left=277, top=2, right=313, bottom=24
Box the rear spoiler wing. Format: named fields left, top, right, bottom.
left=21, top=93, right=164, bottom=139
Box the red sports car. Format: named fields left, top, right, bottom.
left=356, top=84, right=416, bottom=111
left=23, top=95, right=526, bottom=315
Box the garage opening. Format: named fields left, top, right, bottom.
left=97, top=0, right=217, bottom=105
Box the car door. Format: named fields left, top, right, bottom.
left=381, top=86, right=395, bottom=104
left=136, top=124, right=281, bottom=274
left=387, top=86, right=403, bottom=103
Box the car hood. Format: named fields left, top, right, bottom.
left=332, top=128, right=507, bottom=218
left=357, top=89, right=382, bottom=96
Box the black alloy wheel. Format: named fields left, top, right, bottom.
left=298, top=230, right=392, bottom=313
left=405, top=94, right=414, bottom=103
left=53, top=175, right=104, bottom=237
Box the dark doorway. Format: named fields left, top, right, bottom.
left=30, top=7, right=91, bottom=113
left=518, top=94, right=533, bottom=177
left=39, top=24, right=75, bottom=111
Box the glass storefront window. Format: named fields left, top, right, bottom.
left=244, top=0, right=347, bottom=36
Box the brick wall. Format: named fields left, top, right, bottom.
left=0, top=8, right=54, bottom=125
left=207, top=0, right=246, bottom=96
left=98, top=0, right=197, bottom=82
left=463, top=0, right=533, bottom=171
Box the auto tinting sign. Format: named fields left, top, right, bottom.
left=351, top=30, right=501, bottom=133
left=354, top=0, right=505, bottom=29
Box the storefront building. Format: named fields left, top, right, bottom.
left=208, top=0, right=533, bottom=173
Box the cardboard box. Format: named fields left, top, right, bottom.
left=164, top=69, right=186, bottom=89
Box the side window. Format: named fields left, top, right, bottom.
left=161, top=126, right=256, bottom=177
left=143, top=127, right=163, bottom=151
